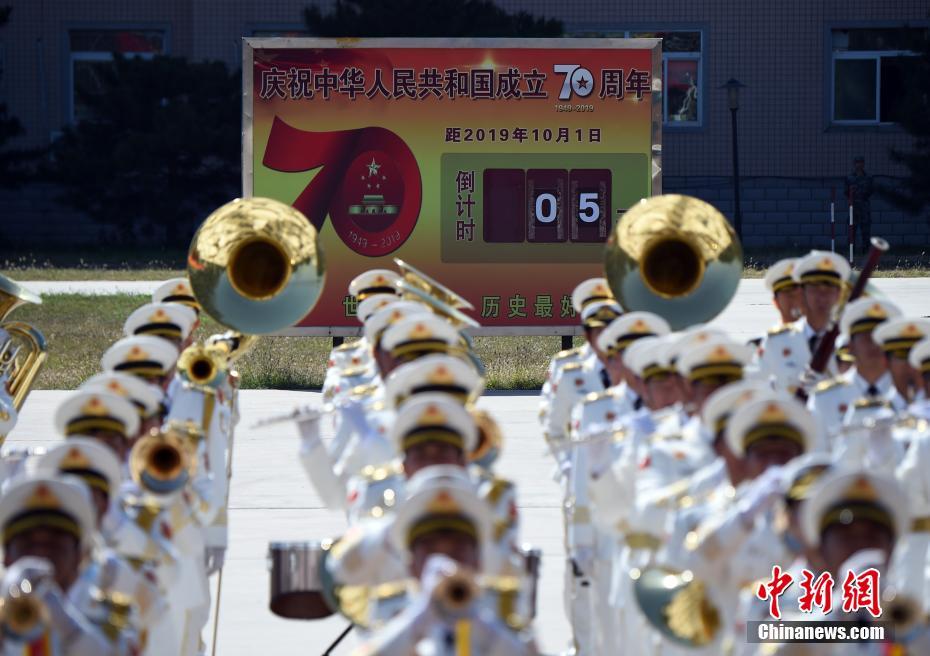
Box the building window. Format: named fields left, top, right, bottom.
left=631, top=32, right=701, bottom=126
left=69, top=29, right=166, bottom=122
left=831, top=27, right=926, bottom=125
left=566, top=29, right=703, bottom=127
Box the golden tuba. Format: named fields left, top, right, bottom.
left=129, top=425, right=198, bottom=495
left=603, top=194, right=742, bottom=330
left=187, top=197, right=325, bottom=335
left=0, top=274, right=47, bottom=412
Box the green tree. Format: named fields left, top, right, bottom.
left=0, top=6, right=37, bottom=188
left=49, top=55, right=240, bottom=244
left=885, top=32, right=930, bottom=220
left=305, top=0, right=562, bottom=37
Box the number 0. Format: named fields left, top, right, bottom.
left=578, top=192, right=600, bottom=223
left=535, top=193, right=557, bottom=224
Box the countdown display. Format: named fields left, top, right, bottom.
left=244, top=38, right=661, bottom=334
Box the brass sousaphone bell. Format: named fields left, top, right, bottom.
left=604, top=194, right=742, bottom=330
left=187, top=197, right=326, bottom=335
left=632, top=566, right=722, bottom=648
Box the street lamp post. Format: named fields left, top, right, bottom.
left=721, top=78, right=746, bottom=239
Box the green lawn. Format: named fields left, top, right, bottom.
left=9, top=294, right=571, bottom=391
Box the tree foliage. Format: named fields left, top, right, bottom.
left=0, top=6, right=37, bottom=188
left=885, top=32, right=930, bottom=220
left=305, top=0, right=562, bottom=37
left=49, top=55, right=240, bottom=244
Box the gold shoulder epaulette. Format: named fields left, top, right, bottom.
left=350, top=383, right=379, bottom=398
left=371, top=579, right=413, bottom=601
left=334, top=341, right=360, bottom=353
left=767, top=324, right=791, bottom=336
left=814, top=377, right=847, bottom=393
left=362, top=460, right=403, bottom=482
left=562, top=362, right=584, bottom=373
left=554, top=346, right=583, bottom=360
left=582, top=389, right=611, bottom=404
left=483, top=476, right=514, bottom=504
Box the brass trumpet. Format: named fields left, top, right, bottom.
left=177, top=343, right=228, bottom=389
left=0, top=580, right=49, bottom=642
left=603, top=194, right=742, bottom=330
left=187, top=197, right=325, bottom=335
left=431, top=568, right=480, bottom=619
left=0, top=274, right=46, bottom=413
left=206, top=330, right=258, bottom=363
left=129, top=426, right=198, bottom=495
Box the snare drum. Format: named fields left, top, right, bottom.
left=268, top=540, right=335, bottom=619
left=518, top=544, right=542, bottom=619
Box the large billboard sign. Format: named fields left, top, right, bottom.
left=244, top=38, right=661, bottom=334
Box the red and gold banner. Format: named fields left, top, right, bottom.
left=245, top=38, right=662, bottom=334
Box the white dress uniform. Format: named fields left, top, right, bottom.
left=758, top=251, right=851, bottom=393
left=539, top=277, right=616, bottom=466
left=873, top=317, right=930, bottom=404
left=350, top=470, right=538, bottom=654
left=660, top=395, right=815, bottom=654
left=805, top=298, right=903, bottom=447
left=33, top=440, right=165, bottom=646
left=0, top=475, right=115, bottom=656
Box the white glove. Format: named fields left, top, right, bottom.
left=3, top=556, right=55, bottom=595
left=737, top=465, right=785, bottom=526
left=339, top=398, right=370, bottom=434
left=205, top=546, right=226, bottom=575
left=295, top=408, right=324, bottom=451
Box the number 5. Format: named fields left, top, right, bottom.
left=579, top=192, right=600, bottom=223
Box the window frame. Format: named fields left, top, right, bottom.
left=826, top=22, right=929, bottom=129
left=563, top=25, right=705, bottom=129
left=64, top=24, right=170, bottom=124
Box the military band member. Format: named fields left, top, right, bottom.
left=909, top=337, right=930, bottom=407
left=53, top=391, right=140, bottom=465
left=872, top=317, right=930, bottom=403
left=351, top=468, right=537, bottom=655
left=101, top=336, right=180, bottom=392
left=0, top=475, right=113, bottom=655
left=806, top=298, right=903, bottom=443
left=801, top=470, right=907, bottom=580
left=122, top=302, right=197, bottom=352
left=539, top=278, right=617, bottom=442
left=661, top=395, right=814, bottom=651
left=763, top=258, right=804, bottom=327
left=296, top=314, right=461, bottom=512
left=79, top=372, right=165, bottom=445
left=151, top=278, right=200, bottom=312
left=35, top=441, right=162, bottom=650
left=758, top=251, right=851, bottom=392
